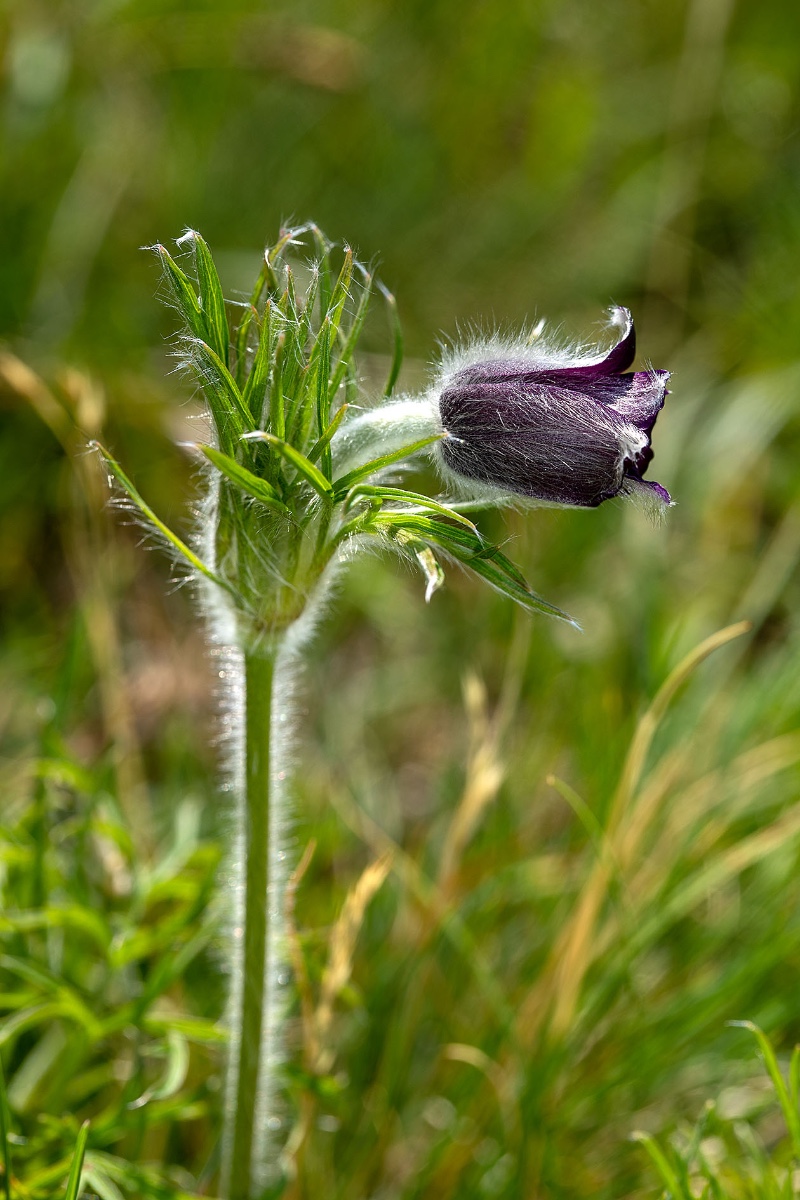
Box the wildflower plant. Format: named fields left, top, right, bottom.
left=94, top=224, right=669, bottom=1199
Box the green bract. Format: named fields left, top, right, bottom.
left=95, top=225, right=572, bottom=646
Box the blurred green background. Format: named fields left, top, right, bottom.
left=4, top=0, right=800, bottom=1197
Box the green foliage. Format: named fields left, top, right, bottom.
left=0, top=779, right=223, bottom=1199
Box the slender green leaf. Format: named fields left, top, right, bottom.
left=285, top=267, right=298, bottom=324
left=332, top=433, right=444, bottom=498
left=235, top=303, right=258, bottom=392
left=277, top=298, right=308, bottom=433
left=129, top=1031, right=189, bottom=1108
left=151, top=245, right=204, bottom=341
left=0, top=1001, right=83, bottom=1046
left=465, top=553, right=575, bottom=622
left=182, top=230, right=229, bottom=365
left=343, top=484, right=478, bottom=531
left=243, top=432, right=334, bottom=499
left=0, top=905, right=110, bottom=952
left=235, top=256, right=272, bottom=388
left=0, top=1054, right=10, bottom=1200
left=790, top=1045, right=800, bottom=1123
left=266, top=331, right=286, bottom=441
left=548, top=775, right=613, bottom=867
left=152, top=1031, right=190, bottom=1102
left=300, top=265, right=321, bottom=350
left=198, top=445, right=289, bottom=515
left=0, top=958, right=105, bottom=1035
left=311, top=223, right=333, bottom=316
left=327, top=247, right=354, bottom=336
left=730, top=1022, right=800, bottom=1158
left=378, top=282, right=404, bottom=397
left=82, top=1164, right=125, bottom=1200
left=632, top=1130, right=689, bottom=1199
left=63, top=1121, right=90, bottom=1200
left=190, top=340, right=254, bottom=448
left=371, top=513, right=573, bottom=621
left=92, top=442, right=237, bottom=597
left=286, top=313, right=327, bottom=447
left=307, top=403, right=349, bottom=466
left=368, top=512, right=483, bottom=551
left=329, top=269, right=372, bottom=396
left=315, top=319, right=333, bottom=467
left=142, top=1014, right=228, bottom=1044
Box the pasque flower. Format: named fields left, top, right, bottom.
left=434, top=307, right=671, bottom=509
left=97, top=228, right=676, bottom=1200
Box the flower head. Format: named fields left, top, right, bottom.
left=434, top=307, right=671, bottom=509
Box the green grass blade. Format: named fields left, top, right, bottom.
left=151, top=1031, right=190, bottom=1102
left=0, top=1053, right=11, bottom=1200
left=730, top=1022, right=800, bottom=1157
left=92, top=442, right=237, bottom=597
left=197, top=445, right=289, bottom=514
left=63, top=1121, right=90, bottom=1200
left=244, top=432, right=334, bottom=499
left=790, top=1045, right=800, bottom=1120
left=82, top=1165, right=125, bottom=1200
left=632, top=1130, right=689, bottom=1199
left=378, top=282, right=404, bottom=396
left=182, top=230, right=230, bottom=365
left=129, top=1031, right=189, bottom=1108
left=332, top=433, right=444, bottom=498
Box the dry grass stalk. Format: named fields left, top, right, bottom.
left=438, top=672, right=505, bottom=896
left=516, top=621, right=751, bottom=1046
left=0, top=353, right=152, bottom=854
left=311, top=852, right=393, bottom=1075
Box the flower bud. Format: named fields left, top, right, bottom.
left=434, top=307, right=671, bottom=509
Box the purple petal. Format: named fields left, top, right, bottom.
left=648, top=480, right=672, bottom=504
left=605, top=369, right=669, bottom=432
left=529, top=365, right=668, bottom=433
left=551, top=307, right=636, bottom=381
left=626, top=477, right=672, bottom=507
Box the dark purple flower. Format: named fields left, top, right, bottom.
left=435, top=308, right=671, bottom=510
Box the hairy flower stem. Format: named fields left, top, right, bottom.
left=225, top=646, right=277, bottom=1200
